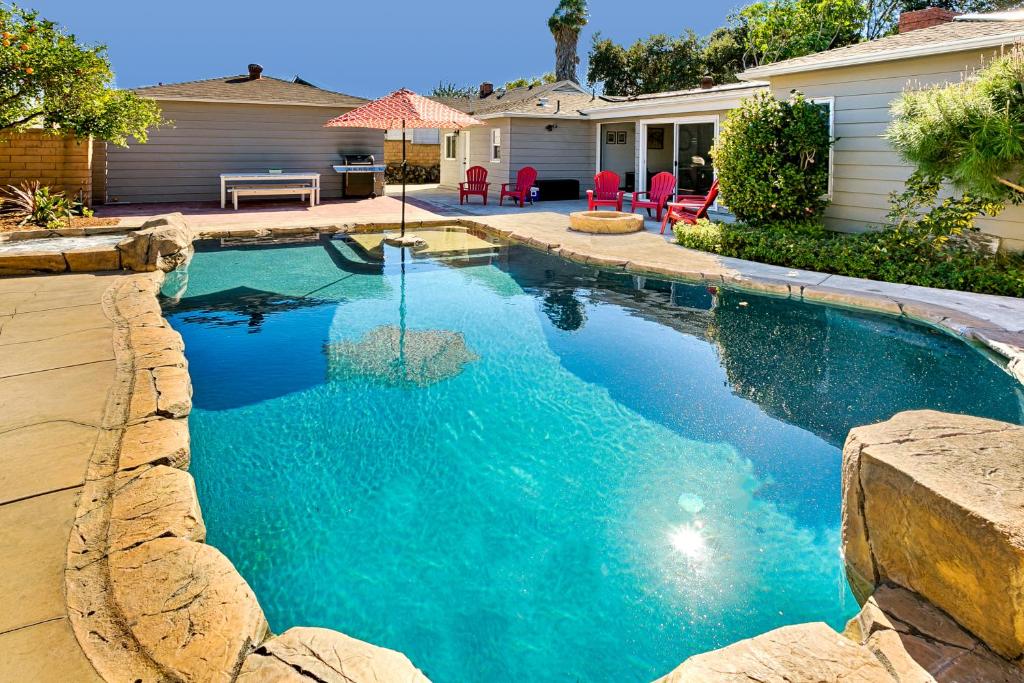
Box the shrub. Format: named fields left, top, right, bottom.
left=1, top=181, right=72, bottom=228
left=674, top=218, right=1024, bottom=297
left=712, top=90, right=831, bottom=224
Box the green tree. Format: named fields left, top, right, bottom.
left=887, top=46, right=1024, bottom=208
left=503, top=73, right=557, bottom=89
left=0, top=4, right=161, bottom=145
left=702, top=26, right=747, bottom=85
left=734, top=0, right=867, bottom=67
left=712, top=91, right=832, bottom=224
left=429, top=81, right=476, bottom=98
left=587, top=31, right=706, bottom=96
left=549, top=0, right=589, bottom=83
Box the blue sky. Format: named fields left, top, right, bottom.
left=32, top=1, right=734, bottom=97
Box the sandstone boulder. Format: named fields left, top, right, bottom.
left=655, top=622, right=894, bottom=682
left=842, top=410, right=1024, bottom=660
left=64, top=246, right=121, bottom=272
left=109, top=537, right=267, bottom=683
left=153, top=365, right=192, bottom=418
left=109, top=465, right=205, bottom=552
left=846, top=586, right=1023, bottom=683
left=237, top=627, right=430, bottom=683
left=117, top=213, right=194, bottom=272
left=119, top=418, right=189, bottom=471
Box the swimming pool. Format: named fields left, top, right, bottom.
left=161, top=232, right=1023, bottom=682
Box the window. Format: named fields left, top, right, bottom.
left=444, top=133, right=457, bottom=160
left=490, top=128, right=501, bottom=162
left=811, top=97, right=835, bottom=198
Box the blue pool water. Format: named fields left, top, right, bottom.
left=162, top=233, right=1023, bottom=682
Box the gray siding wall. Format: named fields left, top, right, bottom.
left=769, top=48, right=1024, bottom=250
left=104, top=101, right=383, bottom=203
left=468, top=119, right=511, bottom=199
left=508, top=118, right=596, bottom=196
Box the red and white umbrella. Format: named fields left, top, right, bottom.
left=326, top=88, right=482, bottom=236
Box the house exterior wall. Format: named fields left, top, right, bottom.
left=0, top=130, right=92, bottom=204
left=508, top=118, right=596, bottom=195
left=469, top=118, right=512, bottom=198
left=104, top=100, right=382, bottom=203
left=92, top=139, right=106, bottom=204
left=765, top=48, right=1024, bottom=250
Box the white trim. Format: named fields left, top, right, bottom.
left=811, top=97, right=835, bottom=199
left=739, top=30, right=1024, bottom=79
left=581, top=87, right=766, bottom=118
left=443, top=132, right=458, bottom=161
left=489, top=127, right=501, bottom=163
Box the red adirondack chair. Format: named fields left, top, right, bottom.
left=500, top=166, right=538, bottom=206
left=660, top=180, right=719, bottom=234
left=587, top=171, right=625, bottom=211
left=459, top=166, right=490, bottom=205
left=629, top=172, right=676, bottom=221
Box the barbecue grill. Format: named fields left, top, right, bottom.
left=333, top=154, right=385, bottom=199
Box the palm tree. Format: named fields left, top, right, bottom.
left=548, top=0, right=589, bottom=83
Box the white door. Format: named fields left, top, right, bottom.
left=461, top=131, right=471, bottom=179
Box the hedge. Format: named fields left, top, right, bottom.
left=674, top=219, right=1024, bottom=298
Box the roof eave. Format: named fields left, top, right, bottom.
left=133, top=95, right=365, bottom=108
left=739, top=30, right=1024, bottom=79
left=580, top=87, right=768, bottom=118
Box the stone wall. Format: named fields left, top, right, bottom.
left=0, top=130, right=93, bottom=204
left=384, top=139, right=440, bottom=166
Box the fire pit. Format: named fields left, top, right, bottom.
left=569, top=211, right=644, bottom=234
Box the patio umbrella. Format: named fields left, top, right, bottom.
left=324, top=88, right=482, bottom=238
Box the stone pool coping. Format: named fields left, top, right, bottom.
left=59, top=272, right=430, bottom=682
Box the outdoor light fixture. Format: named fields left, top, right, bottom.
left=545, top=123, right=558, bottom=132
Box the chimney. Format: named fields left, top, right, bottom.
left=700, top=75, right=715, bottom=90
left=479, top=82, right=494, bottom=98
left=247, top=63, right=263, bottom=80
left=899, top=7, right=956, bottom=33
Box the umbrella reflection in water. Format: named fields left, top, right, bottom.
left=325, top=249, right=478, bottom=388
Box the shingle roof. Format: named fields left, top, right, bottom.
left=431, top=81, right=604, bottom=118
left=741, top=17, right=1024, bottom=78
left=132, top=74, right=368, bottom=108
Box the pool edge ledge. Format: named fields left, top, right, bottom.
left=64, top=273, right=432, bottom=683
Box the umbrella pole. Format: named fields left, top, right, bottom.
left=401, top=118, right=407, bottom=238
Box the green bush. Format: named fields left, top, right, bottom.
left=674, top=219, right=1024, bottom=297
left=1, top=181, right=72, bottom=228
left=712, top=90, right=831, bottom=224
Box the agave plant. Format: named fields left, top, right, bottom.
left=1, top=181, right=73, bottom=228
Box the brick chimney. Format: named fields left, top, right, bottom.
left=479, top=82, right=494, bottom=98
left=247, top=63, right=263, bottom=79
left=899, top=7, right=957, bottom=33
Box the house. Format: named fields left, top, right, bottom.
left=97, top=64, right=381, bottom=204
left=438, top=79, right=765, bottom=207
left=442, top=9, right=1024, bottom=250
left=739, top=7, right=1024, bottom=250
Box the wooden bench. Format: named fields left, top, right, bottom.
left=227, top=183, right=315, bottom=210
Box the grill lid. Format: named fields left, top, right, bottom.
left=340, top=153, right=375, bottom=165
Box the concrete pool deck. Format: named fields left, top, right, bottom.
left=0, top=272, right=125, bottom=681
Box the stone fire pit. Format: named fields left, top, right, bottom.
left=569, top=211, right=644, bottom=234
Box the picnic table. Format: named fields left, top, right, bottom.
left=219, top=173, right=321, bottom=209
